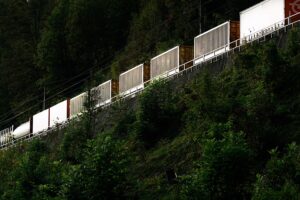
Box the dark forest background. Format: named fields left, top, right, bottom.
left=0, top=0, right=260, bottom=129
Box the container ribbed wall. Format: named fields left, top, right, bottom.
left=194, top=22, right=229, bottom=60
left=151, top=46, right=179, bottom=79
left=92, top=80, right=111, bottom=106
left=119, top=64, right=144, bottom=94
left=70, top=92, right=87, bottom=118
left=0, top=126, right=13, bottom=145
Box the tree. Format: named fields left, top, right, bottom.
left=135, top=80, right=183, bottom=148
left=252, top=143, right=300, bottom=200
left=64, top=134, right=133, bottom=200
left=181, top=123, right=253, bottom=200
left=0, top=0, right=39, bottom=128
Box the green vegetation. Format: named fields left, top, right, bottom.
left=1, top=28, right=300, bottom=199
left=1, top=0, right=300, bottom=199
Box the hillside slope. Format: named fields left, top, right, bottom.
left=1, top=28, right=300, bottom=199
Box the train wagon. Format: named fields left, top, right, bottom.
left=0, top=126, right=13, bottom=146
left=32, top=109, right=49, bottom=134
left=286, top=0, right=300, bottom=23
left=119, top=63, right=150, bottom=96
left=70, top=92, right=88, bottom=118
left=150, top=45, right=193, bottom=80
left=12, top=122, right=30, bottom=139
left=92, top=80, right=118, bottom=107
left=194, top=21, right=240, bottom=65
left=240, top=0, right=300, bottom=43
left=49, top=100, right=70, bottom=127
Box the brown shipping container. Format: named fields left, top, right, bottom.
left=143, top=63, right=151, bottom=82
left=194, top=21, right=240, bottom=64
left=112, top=80, right=119, bottom=96
left=179, top=45, right=194, bottom=69
left=150, top=45, right=193, bottom=79
left=230, top=21, right=240, bottom=45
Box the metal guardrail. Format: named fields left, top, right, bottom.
left=1, top=12, right=300, bottom=150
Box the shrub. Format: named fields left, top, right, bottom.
left=252, top=143, right=300, bottom=200
left=135, top=80, right=183, bottom=148
left=180, top=123, right=253, bottom=200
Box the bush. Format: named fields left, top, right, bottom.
left=1, top=140, right=64, bottom=200
left=180, top=123, right=253, bottom=200
left=63, top=134, right=134, bottom=200
left=252, top=143, right=300, bottom=200
left=135, top=80, right=183, bottom=148
left=60, top=119, right=90, bottom=164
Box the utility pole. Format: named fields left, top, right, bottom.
left=199, top=0, right=202, bottom=34
left=43, top=87, right=46, bottom=110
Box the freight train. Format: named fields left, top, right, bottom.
left=1, top=0, right=300, bottom=147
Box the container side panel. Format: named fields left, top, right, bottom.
left=112, top=80, right=119, bottom=96
left=151, top=47, right=179, bottom=79
left=180, top=46, right=194, bottom=67
left=285, top=0, right=300, bottom=22
left=33, top=109, right=49, bottom=134
left=92, top=81, right=112, bottom=106
left=144, top=63, right=151, bottom=82
left=230, top=21, right=240, bottom=42
left=70, top=92, right=87, bottom=118
left=119, top=64, right=144, bottom=94
left=194, top=22, right=229, bottom=59
left=240, top=0, right=285, bottom=40
left=0, top=127, right=13, bottom=145
left=49, top=100, right=68, bottom=127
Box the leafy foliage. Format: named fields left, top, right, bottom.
left=180, top=123, right=253, bottom=200
left=252, top=143, right=300, bottom=200
left=63, top=134, right=133, bottom=200
left=135, top=80, right=183, bottom=148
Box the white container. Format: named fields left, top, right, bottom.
left=33, top=109, right=49, bottom=134
left=240, top=0, right=285, bottom=42
left=70, top=92, right=87, bottom=118
left=49, top=100, right=68, bottom=127
left=150, top=46, right=180, bottom=80
left=92, top=80, right=112, bottom=107
left=119, top=64, right=144, bottom=96
left=12, top=122, right=30, bottom=139
left=194, top=21, right=234, bottom=65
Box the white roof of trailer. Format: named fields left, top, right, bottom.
left=240, top=0, right=280, bottom=14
